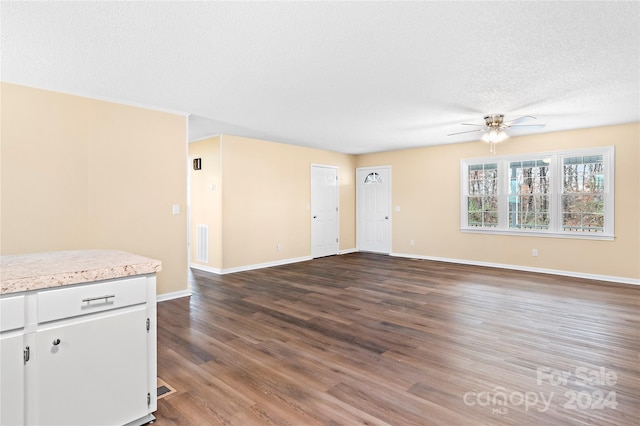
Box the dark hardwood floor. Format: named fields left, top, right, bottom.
left=153, top=253, right=639, bottom=426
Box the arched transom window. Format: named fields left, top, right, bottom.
left=364, top=172, right=383, bottom=184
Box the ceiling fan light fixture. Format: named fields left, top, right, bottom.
left=481, top=129, right=508, bottom=144
left=448, top=113, right=543, bottom=153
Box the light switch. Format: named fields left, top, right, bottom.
left=395, top=205, right=401, bottom=212
left=172, top=204, right=181, bottom=215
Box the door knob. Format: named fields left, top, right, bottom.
left=313, top=216, right=317, bottom=219
left=53, top=339, right=61, bottom=346
left=385, top=216, right=389, bottom=219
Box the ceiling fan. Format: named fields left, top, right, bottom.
left=448, top=114, right=546, bottom=152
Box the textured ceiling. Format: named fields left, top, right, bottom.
left=2, top=1, right=639, bottom=154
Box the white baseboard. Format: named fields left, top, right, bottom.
left=190, top=264, right=223, bottom=274
left=390, top=252, right=640, bottom=286
left=192, top=251, right=357, bottom=276
left=339, top=248, right=358, bottom=255
left=188, top=251, right=640, bottom=287
left=156, top=289, right=192, bottom=302
left=191, top=256, right=313, bottom=275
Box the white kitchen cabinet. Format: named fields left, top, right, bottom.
left=35, top=306, right=149, bottom=425
left=1, top=332, right=26, bottom=425
left=0, top=295, right=26, bottom=426
left=1, top=274, right=157, bottom=426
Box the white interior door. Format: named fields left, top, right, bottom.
left=357, top=166, right=391, bottom=253
left=311, top=165, right=339, bottom=258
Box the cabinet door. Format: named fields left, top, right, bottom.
left=0, top=332, right=25, bottom=426
left=35, top=306, right=149, bottom=426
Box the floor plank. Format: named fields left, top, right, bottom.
left=154, top=253, right=639, bottom=425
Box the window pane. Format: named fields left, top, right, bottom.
left=584, top=194, right=604, bottom=214
left=508, top=195, right=550, bottom=229
left=468, top=195, right=498, bottom=227
left=483, top=196, right=498, bottom=212
left=468, top=211, right=483, bottom=227
left=535, top=212, right=550, bottom=228
left=562, top=156, right=606, bottom=232
left=467, top=163, right=498, bottom=228
left=584, top=214, right=604, bottom=230
left=508, top=160, right=550, bottom=229
left=563, top=156, right=604, bottom=194
left=563, top=213, right=581, bottom=231
left=562, top=195, right=581, bottom=214
left=562, top=212, right=604, bottom=233
left=509, top=160, right=550, bottom=195
left=469, top=174, right=497, bottom=195
left=562, top=195, right=605, bottom=232
left=468, top=197, right=482, bottom=211
left=483, top=212, right=498, bottom=226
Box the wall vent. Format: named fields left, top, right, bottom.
left=196, top=224, right=209, bottom=263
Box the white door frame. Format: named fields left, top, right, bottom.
left=356, top=165, right=392, bottom=254
left=311, top=164, right=339, bottom=258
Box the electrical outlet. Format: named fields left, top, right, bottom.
left=532, top=248, right=538, bottom=257
left=277, top=244, right=282, bottom=252
left=410, top=240, right=415, bottom=246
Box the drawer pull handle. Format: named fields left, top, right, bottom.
left=53, top=339, right=61, bottom=346
left=81, top=294, right=116, bottom=304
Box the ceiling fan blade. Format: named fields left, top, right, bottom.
left=504, top=115, right=537, bottom=125
left=447, top=129, right=484, bottom=136
left=508, top=124, right=546, bottom=129
left=460, top=123, right=485, bottom=127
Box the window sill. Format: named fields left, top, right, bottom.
left=460, top=228, right=615, bottom=241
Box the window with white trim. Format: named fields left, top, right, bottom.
left=467, top=163, right=498, bottom=228
left=509, top=158, right=550, bottom=230
left=461, top=147, right=614, bottom=239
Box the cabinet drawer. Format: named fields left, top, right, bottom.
left=37, top=277, right=147, bottom=323
left=0, top=295, right=25, bottom=332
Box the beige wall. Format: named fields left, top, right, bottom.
left=1, top=83, right=90, bottom=252
left=219, top=135, right=356, bottom=270
left=1, top=83, right=189, bottom=295
left=188, top=136, right=223, bottom=270
left=356, top=122, right=640, bottom=280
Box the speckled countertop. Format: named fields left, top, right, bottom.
left=1, top=250, right=162, bottom=294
